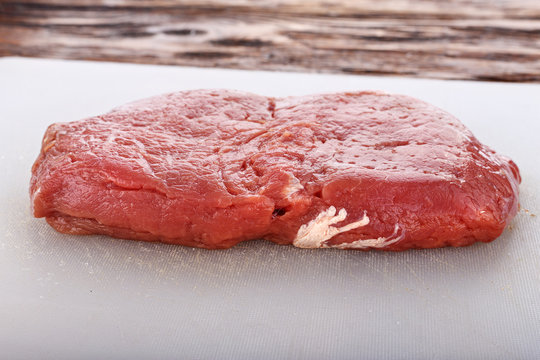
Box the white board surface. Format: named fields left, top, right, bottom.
left=1, top=57, right=539, bottom=359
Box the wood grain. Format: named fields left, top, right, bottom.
left=1, top=0, right=540, bottom=81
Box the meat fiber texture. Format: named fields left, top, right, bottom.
left=30, top=90, right=521, bottom=251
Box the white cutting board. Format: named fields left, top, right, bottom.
left=1, top=57, right=539, bottom=359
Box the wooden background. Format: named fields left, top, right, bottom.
left=1, top=0, right=540, bottom=82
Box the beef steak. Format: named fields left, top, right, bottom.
left=30, top=90, right=521, bottom=250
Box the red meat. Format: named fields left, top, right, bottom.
left=30, top=90, right=520, bottom=250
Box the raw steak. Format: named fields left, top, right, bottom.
left=30, top=90, right=521, bottom=250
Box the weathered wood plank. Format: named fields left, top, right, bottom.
left=1, top=0, right=540, bottom=81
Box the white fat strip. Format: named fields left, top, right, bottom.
left=328, top=224, right=403, bottom=249
left=282, top=173, right=304, bottom=198
left=293, top=206, right=403, bottom=249
left=293, top=206, right=369, bottom=248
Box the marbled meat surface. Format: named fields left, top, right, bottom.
left=30, top=90, right=521, bottom=250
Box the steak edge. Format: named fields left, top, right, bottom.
left=30, top=90, right=521, bottom=250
